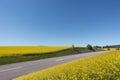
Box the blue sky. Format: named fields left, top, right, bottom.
left=0, top=0, right=120, bottom=46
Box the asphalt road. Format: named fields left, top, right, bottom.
left=0, top=51, right=106, bottom=80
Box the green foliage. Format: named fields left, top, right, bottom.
left=93, top=45, right=102, bottom=48
left=72, top=45, right=75, bottom=49
left=103, top=45, right=120, bottom=48
left=86, top=44, right=93, bottom=50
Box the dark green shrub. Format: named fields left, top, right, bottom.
left=87, top=44, right=93, bottom=50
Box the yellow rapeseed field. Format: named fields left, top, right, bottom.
left=0, top=46, right=70, bottom=57
left=14, top=51, right=120, bottom=80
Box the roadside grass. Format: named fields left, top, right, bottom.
left=0, top=47, right=103, bottom=65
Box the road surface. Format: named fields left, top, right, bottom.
left=0, top=51, right=106, bottom=80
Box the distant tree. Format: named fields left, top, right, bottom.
left=93, top=46, right=101, bottom=51
left=87, top=44, right=93, bottom=50
left=72, top=45, right=75, bottom=49
left=103, top=45, right=110, bottom=50
left=103, top=45, right=120, bottom=48
left=93, top=45, right=102, bottom=49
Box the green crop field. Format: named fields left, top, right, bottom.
left=14, top=51, right=120, bottom=80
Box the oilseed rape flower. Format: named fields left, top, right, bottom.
left=0, top=46, right=70, bottom=57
